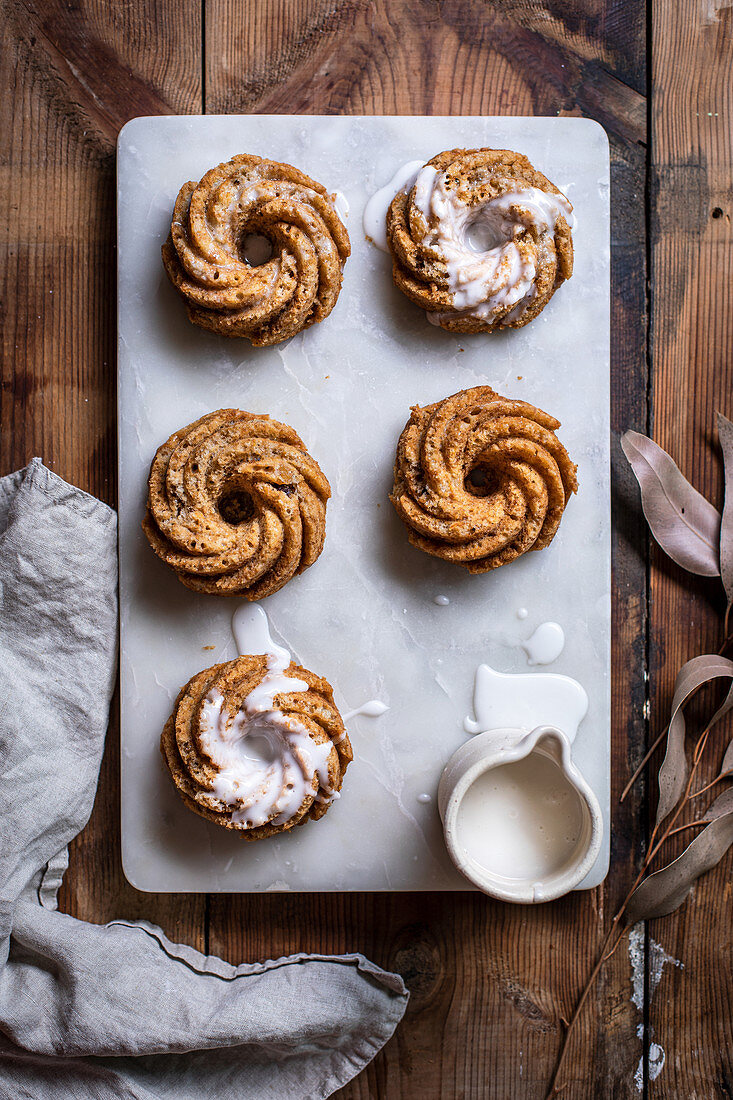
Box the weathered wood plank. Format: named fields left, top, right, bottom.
left=647, top=0, right=733, bottom=1094
left=205, top=1, right=649, bottom=1095
left=0, top=0, right=206, bottom=946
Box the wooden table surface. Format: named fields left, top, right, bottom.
left=2, top=1, right=732, bottom=1096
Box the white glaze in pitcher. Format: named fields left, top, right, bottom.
left=438, top=725, right=603, bottom=903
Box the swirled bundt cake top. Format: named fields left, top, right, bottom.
left=162, top=154, right=350, bottom=346
left=390, top=385, right=578, bottom=573
left=386, top=148, right=574, bottom=334
left=161, top=642, right=351, bottom=840
left=142, top=408, right=330, bottom=600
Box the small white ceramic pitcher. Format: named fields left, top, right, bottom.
left=438, top=725, right=603, bottom=903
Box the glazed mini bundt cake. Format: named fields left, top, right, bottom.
left=162, top=154, right=350, bottom=346
left=162, top=653, right=351, bottom=838
left=386, top=148, right=574, bottom=333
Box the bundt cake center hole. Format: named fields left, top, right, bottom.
left=241, top=233, right=274, bottom=266
left=218, top=489, right=255, bottom=525
left=240, top=732, right=278, bottom=766
left=465, top=211, right=506, bottom=253
left=465, top=464, right=498, bottom=497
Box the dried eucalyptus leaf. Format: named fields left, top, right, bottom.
left=627, top=810, right=733, bottom=923
left=703, top=786, right=733, bottom=821
left=708, top=679, right=733, bottom=743
left=655, top=655, right=733, bottom=828
left=718, top=413, right=733, bottom=608
left=708, top=692, right=733, bottom=787
left=621, top=430, right=721, bottom=576
left=719, top=738, right=733, bottom=779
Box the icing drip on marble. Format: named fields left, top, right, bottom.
left=363, top=160, right=426, bottom=251
left=232, top=602, right=291, bottom=673
left=197, top=605, right=337, bottom=828
left=342, top=700, right=389, bottom=721
left=464, top=663, right=588, bottom=743
left=521, top=621, right=565, bottom=666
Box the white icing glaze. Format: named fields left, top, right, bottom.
left=433, top=594, right=450, bottom=606
left=521, top=621, right=565, bottom=666
left=516, top=607, right=529, bottom=620
left=333, top=190, right=349, bottom=221
left=456, top=752, right=584, bottom=881
left=196, top=604, right=339, bottom=829
left=200, top=686, right=334, bottom=827
left=416, top=792, right=432, bottom=804
left=411, top=164, right=574, bottom=323
left=464, top=663, right=588, bottom=743
left=342, top=699, right=389, bottom=721
left=362, top=160, right=426, bottom=251
left=232, top=603, right=289, bottom=665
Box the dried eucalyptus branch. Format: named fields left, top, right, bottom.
left=545, top=719, right=728, bottom=1097
left=544, top=419, right=733, bottom=1099
left=653, top=657, right=733, bottom=830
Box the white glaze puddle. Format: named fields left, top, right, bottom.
left=456, top=753, right=584, bottom=880
left=521, top=621, right=565, bottom=666
left=342, top=700, right=389, bottom=721
left=464, top=663, right=588, bottom=742
left=363, top=159, right=426, bottom=251
left=232, top=602, right=290, bottom=665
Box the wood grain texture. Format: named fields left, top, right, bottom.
left=647, top=0, right=733, bottom=1095
left=0, top=0, right=206, bottom=947
left=206, top=2, right=649, bottom=1096
left=8, top=0, right=731, bottom=1095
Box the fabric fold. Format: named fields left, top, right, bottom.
left=0, top=460, right=407, bottom=1099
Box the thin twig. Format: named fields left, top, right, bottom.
left=544, top=921, right=625, bottom=1098
left=667, top=820, right=708, bottom=838
left=646, top=729, right=710, bottom=867
left=545, top=723, right=713, bottom=1097
left=620, top=725, right=668, bottom=803
left=602, top=933, right=627, bottom=964
left=544, top=848, right=655, bottom=1096
left=545, top=580, right=731, bottom=1098
left=690, top=774, right=725, bottom=799
left=620, top=631, right=733, bottom=801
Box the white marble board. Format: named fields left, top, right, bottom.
left=117, top=115, right=610, bottom=893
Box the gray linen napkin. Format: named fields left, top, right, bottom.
left=0, top=459, right=408, bottom=1099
